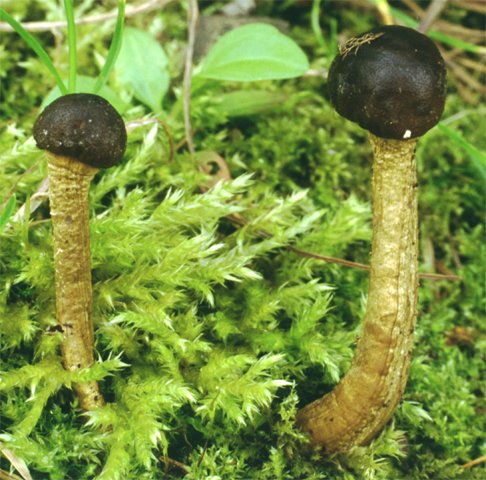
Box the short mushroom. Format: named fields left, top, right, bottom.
left=296, top=25, right=446, bottom=452
left=33, top=93, right=127, bottom=410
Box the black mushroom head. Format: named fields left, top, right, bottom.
left=33, top=93, right=127, bottom=169
left=328, top=25, right=447, bottom=140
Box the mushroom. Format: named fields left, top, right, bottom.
left=296, top=26, right=446, bottom=452
left=33, top=93, right=127, bottom=410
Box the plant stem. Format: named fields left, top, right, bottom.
left=47, top=153, right=104, bottom=410
left=64, top=0, right=77, bottom=93
left=296, top=135, right=418, bottom=452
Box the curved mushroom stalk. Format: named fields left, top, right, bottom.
left=48, top=153, right=103, bottom=410
left=296, top=135, right=418, bottom=452
left=296, top=24, right=446, bottom=453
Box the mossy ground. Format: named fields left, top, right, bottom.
left=0, top=2, right=484, bottom=479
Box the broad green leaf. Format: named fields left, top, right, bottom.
left=198, top=23, right=309, bottom=81
left=41, top=75, right=128, bottom=113
left=0, top=195, right=16, bottom=230
left=115, top=27, right=169, bottom=112
left=214, top=90, right=287, bottom=117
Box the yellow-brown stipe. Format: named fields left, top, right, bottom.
left=48, top=153, right=104, bottom=410
left=296, top=135, right=418, bottom=452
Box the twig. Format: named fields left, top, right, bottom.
left=0, top=443, right=32, bottom=480
left=374, top=0, right=394, bottom=25
left=418, top=0, right=449, bottom=33
left=126, top=118, right=175, bottom=163
left=450, top=0, right=486, bottom=14
left=461, top=454, right=486, bottom=470
left=227, top=212, right=461, bottom=282
left=0, top=471, right=22, bottom=480
left=183, top=0, right=199, bottom=155
left=0, top=0, right=174, bottom=32
left=11, top=177, right=49, bottom=223
left=159, top=455, right=190, bottom=474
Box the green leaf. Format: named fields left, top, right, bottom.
left=0, top=195, right=16, bottom=230
left=40, top=75, right=128, bottom=113
left=214, top=90, right=287, bottom=117
left=93, top=0, right=126, bottom=94
left=197, top=23, right=309, bottom=81
left=115, top=27, right=169, bottom=112
left=63, top=0, right=77, bottom=93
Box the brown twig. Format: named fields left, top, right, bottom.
left=183, top=0, right=199, bottom=155
left=159, top=456, right=190, bottom=474
left=418, top=0, right=449, bottom=33
left=450, top=0, right=486, bottom=14
left=0, top=443, right=32, bottom=480
left=226, top=210, right=461, bottom=282
left=0, top=0, right=174, bottom=32
left=0, top=471, right=22, bottom=480
left=461, top=454, right=486, bottom=470
left=126, top=118, right=175, bottom=163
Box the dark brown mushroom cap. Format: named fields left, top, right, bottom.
left=33, top=93, right=127, bottom=168
left=328, top=25, right=446, bottom=140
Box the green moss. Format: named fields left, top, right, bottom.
left=1, top=2, right=484, bottom=479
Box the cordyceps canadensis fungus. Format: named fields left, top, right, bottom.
left=296, top=26, right=447, bottom=453
left=33, top=93, right=127, bottom=410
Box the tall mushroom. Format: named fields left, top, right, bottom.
left=296, top=26, right=446, bottom=452
left=33, top=93, right=127, bottom=410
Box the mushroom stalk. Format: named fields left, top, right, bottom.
left=48, top=153, right=104, bottom=410
left=34, top=93, right=126, bottom=410
left=297, top=135, right=418, bottom=452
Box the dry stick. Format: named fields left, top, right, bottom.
left=183, top=0, right=199, bottom=155
left=418, top=0, right=449, bottom=33
left=0, top=472, right=22, bottom=480
left=159, top=456, right=190, bottom=474
left=227, top=212, right=460, bottom=282
left=0, top=0, right=174, bottom=32
left=126, top=118, right=176, bottom=163
left=461, top=454, right=486, bottom=470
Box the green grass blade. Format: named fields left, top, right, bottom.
left=0, top=195, right=16, bottom=230
left=93, top=0, right=126, bottom=94
left=0, top=8, right=67, bottom=95
left=63, top=0, right=77, bottom=93
left=437, top=123, right=486, bottom=182
left=391, top=8, right=485, bottom=54
left=311, top=0, right=325, bottom=49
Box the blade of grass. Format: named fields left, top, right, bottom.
left=0, top=195, right=16, bottom=231
left=437, top=123, right=486, bottom=182
left=0, top=9, right=67, bottom=94
left=391, top=8, right=486, bottom=54
left=311, top=0, right=325, bottom=49
left=93, top=0, right=126, bottom=94
left=63, top=0, right=77, bottom=93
